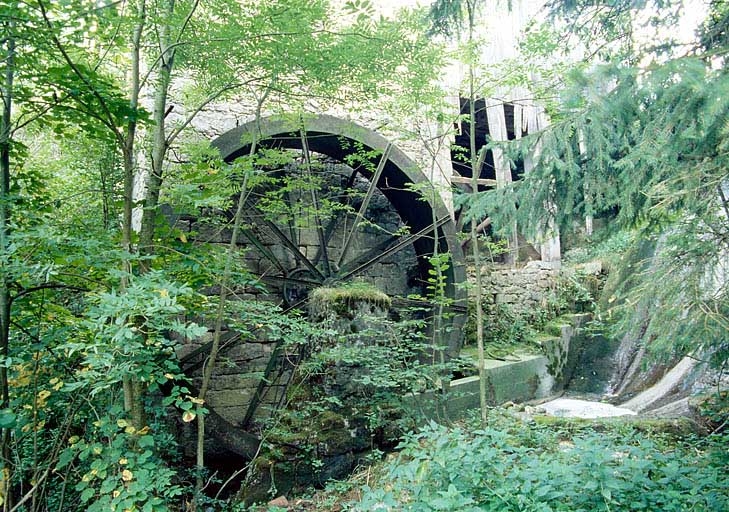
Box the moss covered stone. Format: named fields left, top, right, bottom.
left=309, top=284, right=391, bottom=319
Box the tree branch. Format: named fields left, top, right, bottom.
left=176, top=0, right=200, bottom=45
left=165, top=79, right=259, bottom=146
left=35, top=0, right=123, bottom=146
left=10, top=283, right=88, bottom=306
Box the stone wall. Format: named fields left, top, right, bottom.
left=472, top=260, right=560, bottom=320
left=176, top=330, right=283, bottom=427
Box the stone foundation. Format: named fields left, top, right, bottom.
left=176, top=329, right=287, bottom=426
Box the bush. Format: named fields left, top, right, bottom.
left=354, top=411, right=729, bottom=512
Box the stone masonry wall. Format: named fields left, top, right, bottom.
left=176, top=330, right=282, bottom=427
left=471, top=260, right=560, bottom=320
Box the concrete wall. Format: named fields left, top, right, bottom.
left=408, top=314, right=594, bottom=420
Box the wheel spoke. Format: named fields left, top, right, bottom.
left=283, top=187, right=299, bottom=249
left=337, top=143, right=392, bottom=267
left=300, top=129, right=332, bottom=277
left=260, top=274, right=322, bottom=288
left=238, top=183, right=325, bottom=280
left=240, top=226, right=288, bottom=274
left=263, top=217, right=325, bottom=280
left=312, top=167, right=359, bottom=267
left=338, top=215, right=450, bottom=280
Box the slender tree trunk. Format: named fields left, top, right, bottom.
left=138, top=0, right=175, bottom=264
left=578, top=128, right=592, bottom=236
left=0, top=18, right=15, bottom=512
left=121, top=4, right=143, bottom=265
left=193, top=93, right=268, bottom=509
left=465, top=0, right=488, bottom=425
left=129, top=0, right=178, bottom=430
left=193, top=164, right=251, bottom=502
left=121, top=1, right=146, bottom=430
left=139, top=0, right=203, bottom=262
left=421, top=129, right=450, bottom=413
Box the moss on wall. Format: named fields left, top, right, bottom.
left=309, top=284, right=391, bottom=320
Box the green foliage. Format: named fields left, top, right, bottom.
left=479, top=57, right=729, bottom=239
left=290, top=309, right=451, bottom=430
left=698, top=391, right=729, bottom=434
left=701, top=0, right=729, bottom=56
left=545, top=0, right=683, bottom=62
left=465, top=302, right=537, bottom=356
left=61, top=271, right=206, bottom=394
left=473, top=22, right=729, bottom=367
left=310, top=284, right=392, bottom=315
left=562, top=230, right=635, bottom=266
left=2, top=0, right=456, bottom=508
left=255, top=268, right=464, bottom=489
left=354, top=411, right=729, bottom=511
left=163, top=141, right=241, bottom=212
left=608, top=228, right=729, bottom=367
left=552, top=268, right=599, bottom=315
left=56, top=407, right=182, bottom=512
left=428, top=0, right=468, bottom=37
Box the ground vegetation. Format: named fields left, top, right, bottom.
left=0, top=0, right=446, bottom=509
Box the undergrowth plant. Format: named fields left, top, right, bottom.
left=354, top=409, right=729, bottom=512
left=243, top=252, right=467, bottom=497
left=254, top=299, right=463, bottom=483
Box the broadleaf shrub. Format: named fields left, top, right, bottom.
left=354, top=412, right=729, bottom=512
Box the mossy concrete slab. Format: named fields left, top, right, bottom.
left=451, top=355, right=551, bottom=414
left=405, top=354, right=553, bottom=420
left=406, top=313, right=622, bottom=422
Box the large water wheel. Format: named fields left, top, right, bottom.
left=176, top=114, right=466, bottom=459
left=212, top=114, right=466, bottom=351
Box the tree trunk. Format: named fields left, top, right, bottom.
left=121, top=1, right=144, bottom=266
left=138, top=0, right=175, bottom=265
left=121, top=1, right=146, bottom=430
left=193, top=92, right=268, bottom=507
left=465, top=0, right=488, bottom=426
left=0, top=17, right=15, bottom=512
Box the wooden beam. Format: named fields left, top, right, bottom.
left=451, top=176, right=497, bottom=187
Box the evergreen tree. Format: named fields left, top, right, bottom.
left=476, top=0, right=729, bottom=367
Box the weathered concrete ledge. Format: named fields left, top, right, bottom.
left=406, top=313, right=614, bottom=420
left=451, top=354, right=552, bottom=413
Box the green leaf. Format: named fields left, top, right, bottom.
left=80, top=487, right=96, bottom=503
left=0, top=409, right=16, bottom=428
left=137, top=435, right=155, bottom=448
